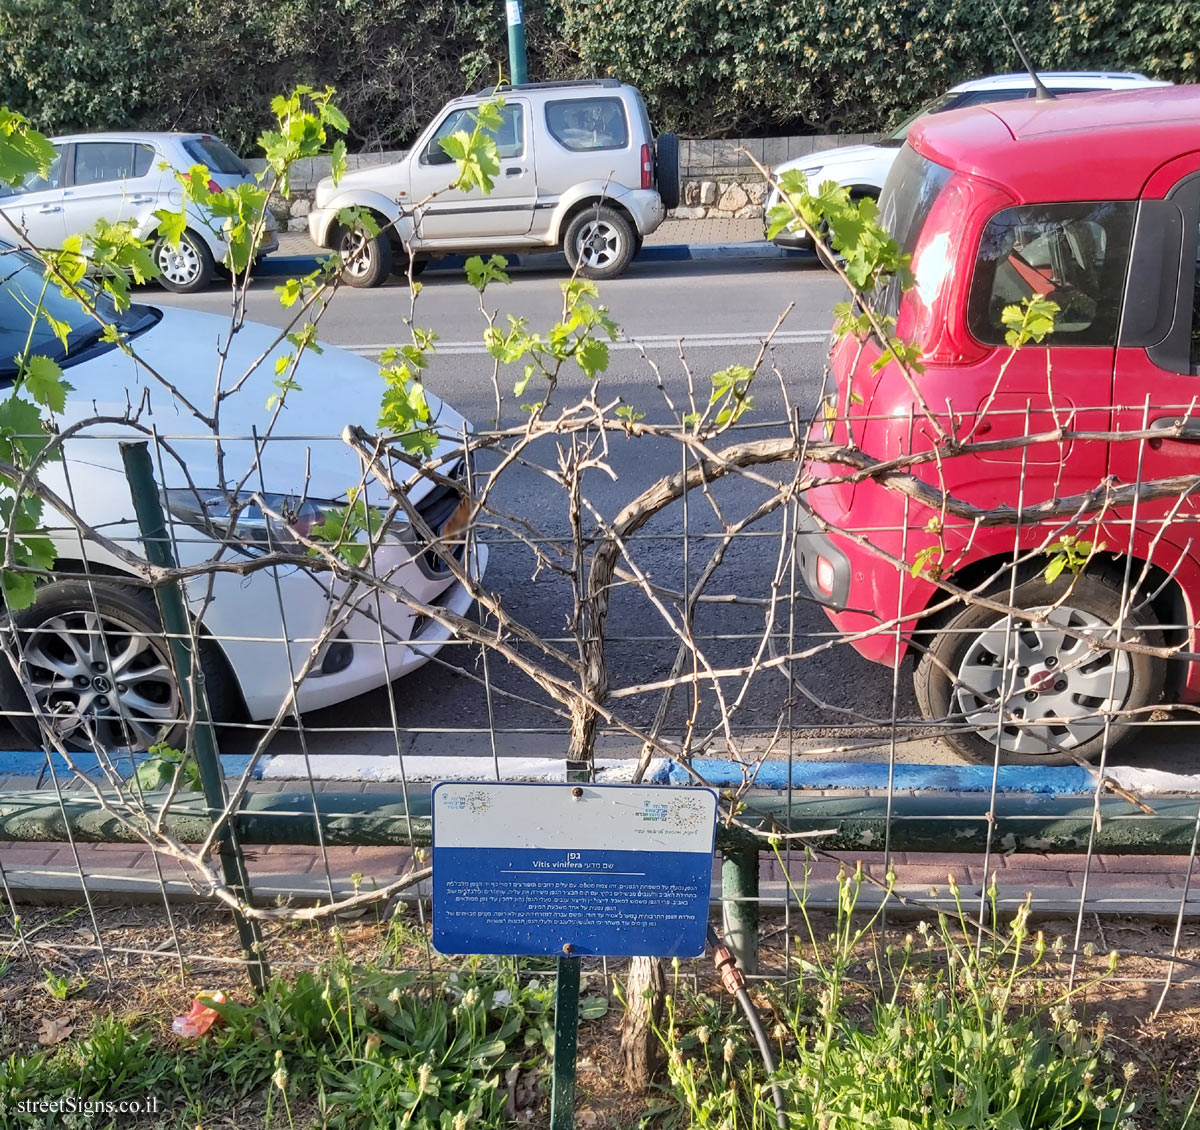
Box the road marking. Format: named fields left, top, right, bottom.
left=346, top=329, right=829, bottom=357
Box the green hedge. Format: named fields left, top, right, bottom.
left=0, top=0, right=572, bottom=152
left=562, top=0, right=1199, bottom=136
left=0, top=0, right=1195, bottom=150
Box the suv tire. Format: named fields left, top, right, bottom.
left=913, top=571, right=1164, bottom=766
left=154, top=230, right=216, bottom=294
left=0, top=581, right=239, bottom=755
left=564, top=205, right=636, bottom=280
left=337, top=225, right=392, bottom=289
left=656, top=134, right=680, bottom=211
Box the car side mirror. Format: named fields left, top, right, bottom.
left=424, top=138, right=453, bottom=166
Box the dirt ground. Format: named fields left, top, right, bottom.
left=0, top=902, right=1197, bottom=1128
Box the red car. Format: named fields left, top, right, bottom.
left=799, top=84, right=1200, bottom=765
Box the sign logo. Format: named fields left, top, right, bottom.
left=640, top=795, right=705, bottom=830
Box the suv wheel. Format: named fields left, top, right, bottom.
left=154, top=230, right=216, bottom=294
left=337, top=226, right=392, bottom=289
left=0, top=582, right=238, bottom=755
left=913, top=572, right=1164, bottom=765
left=564, top=206, right=636, bottom=280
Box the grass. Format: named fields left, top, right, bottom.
left=0, top=942, right=567, bottom=1129
left=647, top=856, right=1200, bottom=1130
left=0, top=891, right=1196, bottom=1129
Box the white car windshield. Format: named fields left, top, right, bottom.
left=881, top=93, right=959, bottom=146
left=0, top=247, right=156, bottom=380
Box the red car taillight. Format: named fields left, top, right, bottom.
left=182, top=172, right=224, bottom=194
left=640, top=143, right=653, bottom=190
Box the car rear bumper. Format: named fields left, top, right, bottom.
left=621, top=188, right=666, bottom=236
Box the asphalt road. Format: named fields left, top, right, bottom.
left=58, top=257, right=1200, bottom=773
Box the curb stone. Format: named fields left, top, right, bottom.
left=255, top=242, right=812, bottom=279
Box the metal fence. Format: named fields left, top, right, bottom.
left=0, top=399, right=1198, bottom=1000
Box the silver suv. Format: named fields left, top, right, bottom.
left=308, top=80, right=679, bottom=285
left=0, top=132, right=279, bottom=293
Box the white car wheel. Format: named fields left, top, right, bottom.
left=154, top=230, right=216, bottom=294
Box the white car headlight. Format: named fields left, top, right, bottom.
left=164, top=488, right=339, bottom=555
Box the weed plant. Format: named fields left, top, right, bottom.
left=0, top=939, right=560, bottom=1129
left=650, top=858, right=1199, bottom=1130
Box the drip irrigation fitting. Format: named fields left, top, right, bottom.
left=707, top=924, right=787, bottom=1128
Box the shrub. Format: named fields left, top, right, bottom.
left=1, top=0, right=1196, bottom=148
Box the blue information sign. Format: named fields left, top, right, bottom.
left=432, top=782, right=718, bottom=958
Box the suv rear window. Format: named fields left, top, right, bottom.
left=871, top=146, right=952, bottom=321
left=182, top=138, right=250, bottom=176
left=967, top=202, right=1135, bottom=346
left=545, top=98, right=629, bottom=152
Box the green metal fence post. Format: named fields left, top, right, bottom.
left=505, top=0, right=529, bottom=85
left=551, top=950, right=580, bottom=1130
left=721, top=842, right=759, bottom=975
left=120, top=441, right=269, bottom=991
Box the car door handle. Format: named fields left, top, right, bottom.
left=1149, top=417, right=1200, bottom=442
left=36, top=204, right=62, bottom=213
left=504, top=167, right=524, bottom=177
left=128, top=194, right=155, bottom=204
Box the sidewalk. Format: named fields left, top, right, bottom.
left=272, top=215, right=773, bottom=263
left=3, top=838, right=1196, bottom=917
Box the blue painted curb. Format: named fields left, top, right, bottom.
left=1, top=750, right=263, bottom=782
left=3, top=751, right=1127, bottom=798
left=256, top=241, right=808, bottom=279
left=668, top=758, right=1096, bottom=796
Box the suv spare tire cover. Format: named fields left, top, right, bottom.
left=656, top=134, right=680, bottom=210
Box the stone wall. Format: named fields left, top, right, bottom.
left=258, top=132, right=878, bottom=229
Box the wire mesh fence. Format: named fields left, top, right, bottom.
left=0, top=395, right=1198, bottom=1007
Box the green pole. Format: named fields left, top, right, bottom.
left=551, top=951, right=580, bottom=1130
left=505, top=0, right=529, bottom=85
left=721, top=843, right=759, bottom=975
left=119, top=441, right=269, bottom=992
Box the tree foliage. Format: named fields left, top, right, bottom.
left=1, top=0, right=1196, bottom=147
left=0, top=0, right=572, bottom=152
left=563, top=0, right=1198, bottom=136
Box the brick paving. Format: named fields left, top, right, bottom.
left=2, top=838, right=1195, bottom=916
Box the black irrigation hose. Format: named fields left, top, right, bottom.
left=707, top=924, right=787, bottom=1129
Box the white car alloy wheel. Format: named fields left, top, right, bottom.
left=19, top=606, right=180, bottom=753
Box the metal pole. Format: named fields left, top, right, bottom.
left=505, top=0, right=529, bottom=85
left=550, top=951, right=580, bottom=1130
left=721, top=843, right=759, bottom=975
left=119, top=441, right=269, bottom=991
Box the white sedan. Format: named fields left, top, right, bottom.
left=0, top=248, right=484, bottom=753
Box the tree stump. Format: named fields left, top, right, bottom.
left=619, top=955, right=666, bottom=1092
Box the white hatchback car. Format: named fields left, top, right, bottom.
left=0, top=245, right=482, bottom=754
left=308, top=79, right=678, bottom=285
left=0, top=132, right=279, bottom=293
left=767, top=72, right=1169, bottom=251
